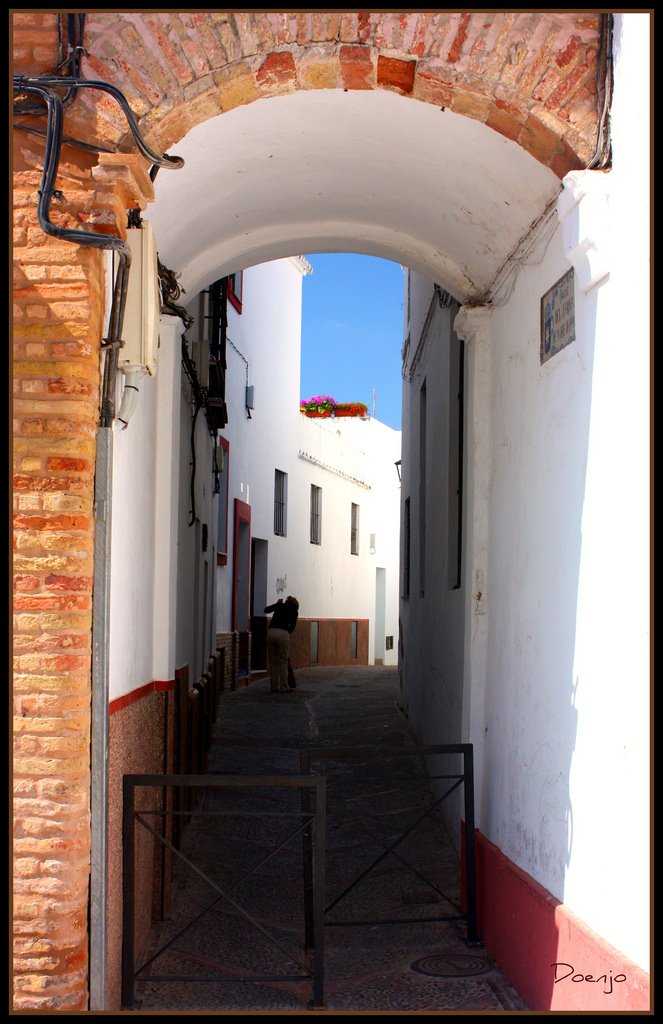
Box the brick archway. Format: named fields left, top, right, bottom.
left=12, top=10, right=608, bottom=1011
left=79, top=11, right=603, bottom=178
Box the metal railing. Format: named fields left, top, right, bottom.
left=122, top=744, right=477, bottom=1010
left=122, top=773, right=326, bottom=1010
left=300, top=744, right=478, bottom=945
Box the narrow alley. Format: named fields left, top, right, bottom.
left=128, top=667, right=526, bottom=1014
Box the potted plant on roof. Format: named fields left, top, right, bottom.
left=334, top=401, right=369, bottom=418
left=300, top=395, right=337, bottom=417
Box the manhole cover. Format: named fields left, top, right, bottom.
left=410, top=953, right=491, bottom=978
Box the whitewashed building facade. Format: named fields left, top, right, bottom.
left=207, top=257, right=402, bottom=674
left=397, top=13, right=650, bottom=1007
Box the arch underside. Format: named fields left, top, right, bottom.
left=73, top=12, right=602, bottom=296
left=147, top=89, right=563, bottom=301
left=10, top=8, right=603, bottom=357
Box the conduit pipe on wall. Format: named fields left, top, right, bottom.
left=14, top=74, right=184, bottom=172
left=13, top=69, right=183, bottom=1010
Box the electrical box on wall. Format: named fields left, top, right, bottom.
left=119, top=222, right=161, bottom=375
left=192, top=337, right=210, bottom=390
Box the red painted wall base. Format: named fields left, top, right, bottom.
left=462, top=825, right=650, bottom=1011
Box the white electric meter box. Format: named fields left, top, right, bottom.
left=119, top=223, right=161, bottom=375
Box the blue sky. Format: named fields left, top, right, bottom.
left=300, top=253, right=405, bottom=431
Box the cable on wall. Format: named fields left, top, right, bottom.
left=587, top=13, right=613, bottom=170
left=228, top=336, right=253, bottom=418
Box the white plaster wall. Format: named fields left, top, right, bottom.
left=481, top=13, right=649, bottom=972
left=108, top=302, right=219, bottom=700
left=482, top=225, right=592, bottom=897
left=293, top=415, right=401, bottom=664
left=399, top=279, right=466, bottom=826
left=108, top=368, right=157, bottom=700
left=108, top=317, right=183, bottom=699
left=483, top=208, right=648, bottom=974
left=215, top=258, right=305, bottom=630
left=559, top=13, right=650, bottom=968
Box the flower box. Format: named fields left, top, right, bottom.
left=299, top=396, right=368, bottom=418
left=334, top=403, right=369, bottom=418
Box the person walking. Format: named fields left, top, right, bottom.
left=264, top=596, right=299, bottom=693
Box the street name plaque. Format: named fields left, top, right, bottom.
left=541, top=268, right=575, bottom=364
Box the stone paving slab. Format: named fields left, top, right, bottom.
left=133, top=666, right=528, bottom=1013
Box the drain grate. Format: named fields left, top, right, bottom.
left=410, top=953, right=491, bottom=978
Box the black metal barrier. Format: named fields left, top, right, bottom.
left=300, top=744, right=478, bottom=945
left=122, top=773, right=326, bottom=1010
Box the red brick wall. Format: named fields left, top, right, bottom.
left=12, top=17, right=153, bottom=1010
left=13, top=15, right=104, bottom=1008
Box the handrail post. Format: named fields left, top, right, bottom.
left=311, top=775, right=326, bottom=1009
left=121, top=775, right=136, bottom=1008
left=300, top=750, right=315, bottom=952
left=463, top=746, right=479, bottom=944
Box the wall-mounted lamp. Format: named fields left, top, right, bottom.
left=394, top=459, right=402, bottom=482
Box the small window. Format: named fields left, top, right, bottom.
left=310, top=484, right=322, bottom=545
left=350, top=503, right=359, bottom=555
left=216, top=437, right=229, bottom=565
left=228, top=271, right=243, bottom=314
left=274, top=469, right=287, bottom=537
left=350, top=620, right=358, bottom=659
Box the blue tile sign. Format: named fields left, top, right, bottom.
left=541, top=268, right=575, bottom=364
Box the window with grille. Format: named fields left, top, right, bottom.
left=351, top=503, right=359, bottom=555
left=216, top=437, right=229, bottom=565
left=310, top=484, right=322, bottom=544
left=274, top=470, right=287, bottom=536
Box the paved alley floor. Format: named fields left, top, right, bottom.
left=133, top=666, right=527, bottom=1014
